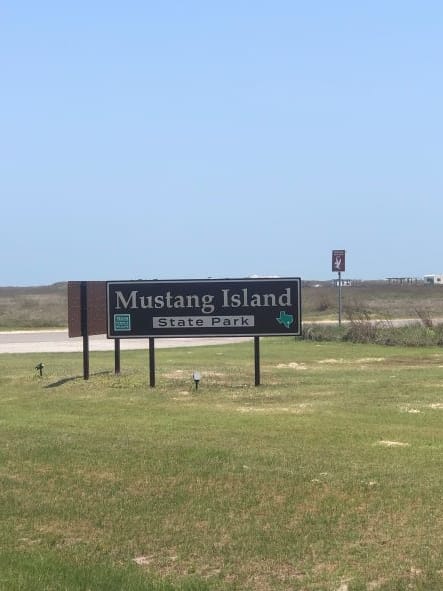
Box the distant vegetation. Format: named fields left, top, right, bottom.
left=2, top=280, right=443, bottom=337
left=0, top=282, right=67, bottom=329
left=302, top=281, right=443, bottom=347
left=303, top=280, right=443, bottom=320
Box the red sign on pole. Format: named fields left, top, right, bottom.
left=332, top=250, right=346, bottom=272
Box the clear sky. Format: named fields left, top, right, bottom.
left=1, top=1, right=442, bottom=285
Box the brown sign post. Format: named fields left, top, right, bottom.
left=68, top=281, right=107, bottom=337
left=68, top=281, right=121, bottom=379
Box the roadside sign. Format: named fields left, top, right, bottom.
left=107, top=278, right=302, bottom=338
left=332, top=250, right=346, bottom=272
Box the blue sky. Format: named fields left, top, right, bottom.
left=1, top=1, right=442, bottom=285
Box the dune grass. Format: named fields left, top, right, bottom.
left=1, top=338, right=443, bottom=590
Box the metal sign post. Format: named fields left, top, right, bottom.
left=338, top=271, right=342, bottom=326
left=114, top=338, right=121, bottom=375
left=148, top=337, right=155, bottom=387
left=254, top=336, right=260, bottom=386
left=332, top=251, right=346, bottom=327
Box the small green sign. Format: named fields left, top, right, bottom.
left=114, top=314, right=131, bottom=331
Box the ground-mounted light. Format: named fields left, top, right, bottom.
left=193, top=371, right=201, bottom=390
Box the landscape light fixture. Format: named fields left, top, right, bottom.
left=35, top=362, right=44, bottom=377
left=193, top=371, right=201, bottom=391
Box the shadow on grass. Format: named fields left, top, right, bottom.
left=45, top=371, right=112, bottom=388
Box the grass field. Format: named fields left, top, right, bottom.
left=1, top=338, right=443, bottom=590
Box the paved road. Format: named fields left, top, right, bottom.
left=0, top=317, right=430, bottom=354
left=0, top=330, right=251, bottom=354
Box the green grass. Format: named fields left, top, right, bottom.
left=1, top=339, right=443, bottom=590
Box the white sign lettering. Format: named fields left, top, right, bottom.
left=153, top=315, right=255, bottom=328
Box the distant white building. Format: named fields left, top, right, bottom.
left=386, top=277, right=418, bottom=284
left=332, top=279, right=359, bottom=287
left=424, top=274, right=443, bottom=285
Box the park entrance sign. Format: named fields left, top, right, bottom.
left=68, top=277, right=302, bottom=386
left=107, top=278, right=302, bottom=339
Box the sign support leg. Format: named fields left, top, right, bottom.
left=80, top=281, right=89, bottom=380
left=254, top=336, right=260, bottom=386
left=338, top=271, right=342, bottom=326
left=114, top=338, right=121, bottom=375
left=149, top=337, right=155, bottom=387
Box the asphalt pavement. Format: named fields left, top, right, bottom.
left=0, top=318, right=427, bottom=355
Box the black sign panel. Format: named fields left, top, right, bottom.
left=107, top=278, right=301, bottom=338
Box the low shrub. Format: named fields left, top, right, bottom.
left=301, top=321, right=443, bottom=347
left=300, top=323, right=345, bottom=342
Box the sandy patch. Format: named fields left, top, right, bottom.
left=367, top=579, right=388, bottom=590
left=317, top=357, right=385, bottom=365
left=377, top=440, right=410, bottom=447
left=429, top=403, right=443, bottom=409
left=163, top=370, right=186, bottom=379
left=276, top=362, right=307, bottom=370
left=237, top=404, right=310, bottom=414
left=317, top=358, right=343, bottom=364
left=400, top=406, right=421, bottom=414
left=164, top=370, right=226, bottom=380
left=133, top=556, right=154, bottom=566
left=172, top=392, right=193, bottom=401
left=356, top=357, right=385, bottom=363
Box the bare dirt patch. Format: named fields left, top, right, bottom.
left=237, top=404, right=311, bottom=414
left=317, top=358, right=344, bottom=364
left=377, top=440, right=410, bottom=447
left=276, top=362, right=307, bottom=370
left=402, top=408, right=421, bottom=414
left=356, top=357, right=385, bottom=363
